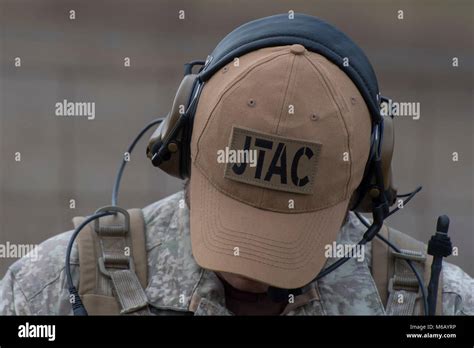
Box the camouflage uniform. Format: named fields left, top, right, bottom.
left=0, top=191, right=472, bottom=315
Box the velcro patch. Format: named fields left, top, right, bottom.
left=224, top=126, right=321, bottom=194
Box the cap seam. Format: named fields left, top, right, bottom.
left=260, top=51, right=295, bottom=207
left=202, top=207, right=321, bottom=268
left=277, top=54, right=301, bottom=136
left=208, top=187, right=318, bottom=248
left=198, top=199, right=334, bottom=283
left=194, top=49, right=292, bottom=161
left=207, top=186, right=346, bottom=251
left=275, top=53, right=297, bottom=135
left=303, top=54, right=352, bottom=199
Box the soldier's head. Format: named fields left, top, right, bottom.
left=186, top=44, right=372, bottom=290
left=148, top=14, right=395, bottom=291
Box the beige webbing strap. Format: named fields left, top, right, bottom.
left=372, top=224, right=444, bottom=315
left=75, top=207, right=150, bottom=315
left=76, top=216, right=120, bottom=314
left=372, top=224, right=390, bottom=305
left=108, top=270, right=149, bottom=314
left=386, top=248, right=425, bottom=315
left=387, top=289, right=419, bottom=315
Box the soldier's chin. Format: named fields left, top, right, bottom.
left=216, top=271, right=270, bottom=293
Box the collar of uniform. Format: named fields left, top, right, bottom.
left=280, top=283, right=322, bottom=315
left=189, top=269, right=231, bottom=315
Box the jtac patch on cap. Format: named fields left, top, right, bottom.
left=190, top=44, right=372, bottom=289
left=223, top=126, right=321, bottom=195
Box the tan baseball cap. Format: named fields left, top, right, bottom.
left=189, top=44, right=372, bottom=289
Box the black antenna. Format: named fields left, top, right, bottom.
left=427, top=215, right=452, bottom=315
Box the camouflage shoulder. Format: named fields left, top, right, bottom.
left=0, top=230, right=78, bottom=315
left=442, top=261, right=473, bottom=315
left=141, top=190, right=185, bottom=250
left=141, top=190, right=205, bottom=312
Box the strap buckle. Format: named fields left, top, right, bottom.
left=388, top=249, right=425, bottom=297
left=98, top=256, right=135, bottom=278
left=388, top=277, right=421, bottom=298
left=392, top=249, right=426, bottom=262
left=94, top=206, right=130, bottom=236
left=94, top=206, right=132, bottom=278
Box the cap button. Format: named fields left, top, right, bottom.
left=290, top=44, right=306, bottom=55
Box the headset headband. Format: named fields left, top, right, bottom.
left=199, top=13, right=382, bottom=125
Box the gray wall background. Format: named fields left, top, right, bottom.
left=1, top=0, right=472, bottom=277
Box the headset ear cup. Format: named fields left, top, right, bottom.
left=353, top=115, right=397, bottom=213
left=380, top=116, right=397, bottom=206
left=146, top=74, right=198, bottom=178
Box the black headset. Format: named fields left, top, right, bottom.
left=147, top=13, right=397, bottom=212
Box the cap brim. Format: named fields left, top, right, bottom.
left=189, top=165, right=350, bottom=289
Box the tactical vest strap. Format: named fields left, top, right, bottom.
left=371, top=224, right=390, bottom=305
left=386, top=247, right=425, bottom=315
left=74, top=208, right=150, bottom=315
left=372, top=224, right=443, bottom=315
